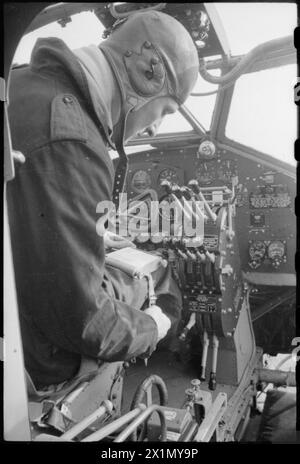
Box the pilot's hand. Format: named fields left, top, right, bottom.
left=144, top=305, right=171, bottom=342
left=104, top=230, right=136, bottom=250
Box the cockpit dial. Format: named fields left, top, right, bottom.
left=267, top=241, right=285, bottom=260
left=248, top=241, right=267, bottom=261
left=158, top=168, right=179, bottom=186
left=131, top=170, right=151, bottom=193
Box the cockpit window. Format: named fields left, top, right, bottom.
left=13, top=12, right=102, bottom=65
left=184, top=72, right=220, bottom=131
left=225, top=64, right=296, bottom=165
left=157, top=71, right=220, bottom=134
left=156, top=110, right=194, bottom=134
left=214, top=3, right=297, bottom=55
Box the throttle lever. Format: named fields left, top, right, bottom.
left=188, top=179, right=217, bottom=222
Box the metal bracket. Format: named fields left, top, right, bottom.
left=193, top=392, right=227, bottom=442
left=1, top=77, right=6, bottom=101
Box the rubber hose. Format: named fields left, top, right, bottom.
left=199, top=36, right=293, bottom=86
left=129, top=375, right=168, bottom=441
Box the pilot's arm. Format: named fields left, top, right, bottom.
left=7, top=92, right=168, bottom=386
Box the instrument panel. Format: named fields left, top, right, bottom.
left=131, top=170, right=152, bottom=193
left=124, top=143, right=296, bottom=284
left=127, top=158, right=184, bottom=197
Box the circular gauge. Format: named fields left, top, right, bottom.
left=196, top=162, right=215, bottom=185
left=158, top=168, right=179, bottom=186
left=267, top=241, right=285, bottom=260
left=131, top=170, right=151, bottom=193
left=248, top=241, right=266, bottom=261
left=197, top=140, right=216, bottom=159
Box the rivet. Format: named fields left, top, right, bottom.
left=125, top=50, right=132, bottom=57
left=63, top=96, right=73, bottom=104
left=144, top=40, right=152, bottom=48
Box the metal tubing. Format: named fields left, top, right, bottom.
left=186, top=312, right=196, bottom=331
left=182, top=196, right=207, bottom=224
left=180, top=187, right=208, bottom=222
left=114, top=404, right=167, bottom=442
left=179, top=312, right=196, bottom=341
left=200, top=331, right=209, bottom=380
left=193, top=393, right=227, bottom=442
left=211, top=334, right=219, bottom=373
left=61, top=400, right=113, bottom=441
left=177, top=249, right=188, bottom=261
left=182, top=197, right=195, bottom=217
left=205, top=251, right=215, bottom=264
left=61, top=381, right=89, bottom=406
left=194, top=201, right=208, bottom=222
left=82, top=405, right=146, bottom=442
left=197, top=190, right=217, bottom=222
left=196, top=250, right=206, bottom=263
left=255, top=368, right=296, bottom=387
left=209, top=334, right=219, bottom=390
left=171, top=194, right=192, bottom=222
left=181, top=422, right=199, bottom=442
left=186, top=249, right=197, bottom=261
left=226, top=204, right=234, bottom=240
left=179, top=104, right=206, bottom=135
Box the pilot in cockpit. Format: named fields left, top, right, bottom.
left=7, top=10, right=199, bottom=390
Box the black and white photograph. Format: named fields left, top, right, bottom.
left=3, top=2, right=298, bottom=446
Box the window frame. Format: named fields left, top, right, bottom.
left=210, top=48, right=296, bottom=172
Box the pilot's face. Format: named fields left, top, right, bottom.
left=124, top=97, right=179, bottom=143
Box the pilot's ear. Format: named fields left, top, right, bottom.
left=124, top=41, right=166, bottom=97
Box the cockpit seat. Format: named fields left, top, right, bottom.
left=26, top=358, right=124, bottom=436
left=257, top=389, right=299, bottom=443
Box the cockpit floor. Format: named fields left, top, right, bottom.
left=121, top=349, right=236, bottom=414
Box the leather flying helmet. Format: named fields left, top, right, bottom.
left=99, top=10, right=199, bottom=125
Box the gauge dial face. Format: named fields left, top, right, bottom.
left=131, top=170, right=151, bottom=193
left=267, top=241, right=285, bottom=260
left=248, top=241, right=266, bottom=261
left=158, top=168, right=179, bottom=186
left=196, top=162, right=215, bottom=185
left=197, top=140, right=216, bottom=159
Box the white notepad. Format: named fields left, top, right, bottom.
left=105, top=247, right=165, bottom=278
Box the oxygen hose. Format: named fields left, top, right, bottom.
left=130, top=375, right=168, bottom=409
left=198, top=36, right=293, bottom=86
left=129, top=374, right=168, bottom=441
